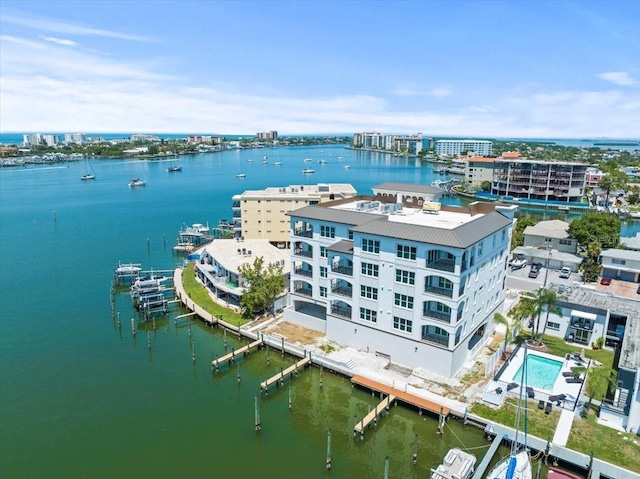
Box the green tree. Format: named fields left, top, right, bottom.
left=572, top=365, right=617, bottom=417
left=511, top=217, right=537, bottom=250
left=598, top=171, right=628, bottom=207
left=237, top=256, right=285, bottom=318
left=480, top=180, right=492, bottom=192
left=581, top=257, right=601, bottom=282
left=568, top=211, right=621, bottom=250
left=148, top=145, right=159, bottom=155
left=493, top=313, right=514, bottom=358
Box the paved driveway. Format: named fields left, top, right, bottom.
left=507, top=264, right=584, bottom=293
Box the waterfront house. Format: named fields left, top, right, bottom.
left=284, top=182, right=517, bottom=378
left=523, top=220, right=577, bottom=255
left=600, top=249, right=640, bottom=283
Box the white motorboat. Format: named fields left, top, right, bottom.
left=431, top=448, right=477, bottom=479
left=302, top=169, right=315, bottom=174
left=128, top=178, right=146, bottom=187
left=115, top=262, right=142, bottom=277
left=236, top=173, right=246, bottom=178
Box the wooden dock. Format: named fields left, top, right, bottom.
left=212, top=339, right=263, bottom=370
left=351, top=375, right=450, bottom=416
left=470, top=429, right=503, bottom=479
left=260, top=356, right=311, bottom=392
left=354, top=394, right=396, bottom=434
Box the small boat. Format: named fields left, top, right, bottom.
left=343, top=165, right=350, bottom=169
left=173, top=241, right=194, bottom=252
left=558, top=206, right=570, bottom=211
left=115, top=262, right=142, bottom=277
left=128, top=178, right=146, bottom=187
left=236, top=173, right=246, bottom=178
left=547, top=467, right=583, bottom=479
left=261, top=155, right=268, bottom=164
left=302, top=169, right=315, bottom=174
left=81, top=157, right=96, bottom=180
left=431, top=448, right=477, bottom=479
left=318, top=159, right=327, bottom=164
left=248, top=159, right=254, bottom=163
left=303, top=158, right=313, bottom=163
left=167, top=165, right=182, bottom=172
left=274, top=162, right=282, bottom=166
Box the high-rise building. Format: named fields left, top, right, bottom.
left=256, top=131, right=278, bottom=140
left=435, top=139, right=492, bottom=156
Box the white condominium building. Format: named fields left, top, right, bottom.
left=231, top=183, right=357, bottom=245
left=284, top=183, right=517, bottom=378
left=436, top=140, right=492, bottom=156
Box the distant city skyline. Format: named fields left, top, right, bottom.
left=1, top=1, right=639, bottom=138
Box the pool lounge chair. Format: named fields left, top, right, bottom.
left=526, top=386, right=535, bottom=399
left=545, top=402, right=552, bottom=414
left=506, top=382, right=519, bottom=392
left=538, top=400, right=545, bottom=410
left=548, top=394, right=566, bottom=406
left=562, top=371, right=578, bottom=378
left=566, top=377, right=583, bottom=384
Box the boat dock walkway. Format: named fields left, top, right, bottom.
left=470, top=431, right=503, bottom=479
left=212, top=339, right=263, bottom=370
left=351, top=375, right=451, bottom=416
left=260, top=356, right=311, bottom=392
left=353, top=394, right=396, bottom=435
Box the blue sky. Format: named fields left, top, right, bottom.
left=1, top=0, right=639, bottom=138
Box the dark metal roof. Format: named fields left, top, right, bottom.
left=372, top=182, right=443, bottom=195
left=327, top=240, right=354, bottom=254
left=350, top=211, right=512, bottom=249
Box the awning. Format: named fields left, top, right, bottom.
left=570, top=310, right=597, bottom=321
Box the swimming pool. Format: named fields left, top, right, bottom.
left=511, top=354, right=563, bottom=391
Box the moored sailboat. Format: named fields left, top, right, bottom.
left=485, top=342, right=532, bottom=479
left=81, top=157, right=96, bottom=180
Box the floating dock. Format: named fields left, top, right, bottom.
left=260, top=356, right=311, bottom=392
left=351, top=375, right=450, bottom=416
left=353, top=394, right=396, bottom=434
left=212, top=339, right=263, bottom=370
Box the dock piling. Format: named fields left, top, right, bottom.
left=237, top=361, right=240, bottom=383
left=192, top=340, right=195, bottom=362
left=147, top=331, right=151, bottom=349
left=384, top=456, right=389, bottom=479
left=326, top=428, right=332, bottom=470
left=131, top=318, right=136, bottom=336
left=288, top=386, right=292, bottom=410
left=254, top=395, right=260, bottom=432
left=412, top=434, right=418, bottom=465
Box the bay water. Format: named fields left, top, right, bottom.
left=0, top=145, right=632, bottom=478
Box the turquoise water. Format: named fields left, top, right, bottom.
left=512, top=354, right=563, bottom=391
left=1, top=146, right=508, bottom=478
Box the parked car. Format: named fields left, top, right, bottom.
left=600, top=277, right=612, bottom=286
left=558, top=284, right=565, bottom=294
left=509, top=254, right=528, bottom=270
left=559, top=267, right=571, bottom=279
left=528, top=264, right=540, bottom=278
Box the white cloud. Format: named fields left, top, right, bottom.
left=1, top=10, right=151, bottom=42
left=429, top=88, right=452, bottom=98
left=598, top=71, right=637, bottom=86
left=42, top=36, right=78, bottom=47
left=393, top=88, right=422, bottom=97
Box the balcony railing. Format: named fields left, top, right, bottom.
left=294, top=249, right=312, bottom=258
left=294, top=267, right=313, bottom=278
left=330, top=304, right=352, bottom=319
left=423, top=309, right=452, bottom=323
left=330, top=285, right=353, bottom=298
left=570, top=319, right=594, bottom=331
left=293, top=286, right=313, bottom=297
left=424, top=285, right=454, bottom=298
left=332, top=265, right=353, bottom=276
left=421, top=334, right=449, bottom=347
left=426, top=259, right=455, bottom=273
left=294, top=229, right=313, bottom=238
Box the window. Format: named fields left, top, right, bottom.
left=320, top=286, right=327, bottom=298
left=394, top=293, right=414, bottom=309
left=396, top=269, right=415, bottom=285
left=361, top=262, right=379, bottom=277
left=360, top=308, right=377, bottom=323
left=362, top=238, right=380, bottom=253
left=360, top=285, right=378, bottom=300
left=478, top=241, right=483, bottom=257
left=348, top=231, right=353, bottom=240
left=547, top=321, right=560, bottom=331
left=320, top=266, right=327, bottom=278
left=437, top=277, right=452, bottom=289
left=396, top=244, right=417, bottom=260
left=320, top=225, right=335, bottom=238
left=611, top=258, right=626, bottom=265
left=320, top=246, right=327, bottom=258
left=559, top=239, right=572, bottom=245
left=393, top=316, right=413, bottom=333
left=501, top=229, right=506, bottom=243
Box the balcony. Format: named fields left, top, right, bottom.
left=294, top=228, right=313, bottom=238
left=294, top=267, right=313, bottom=278
left=426, top=259, right=455, bottom=273
left=294, top=248, right=312, bottom=258
left=330, top=285, right=353, bottom=298
left=570, top=319, right=594, bottom=331
left=421, top=333, right=449, bottom=347
left=424, top=285, right=454, bottom=298
left=293, top=286, right=313, bottom=297
left=330, top=304, right=352, bottom=319
left=232, top=201, right=241, bottom=208
left=332, top=265, right=353, bottom=276
left=423, top=309, right=452, bottom=324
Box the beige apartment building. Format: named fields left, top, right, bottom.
left=232, top=183, right=357, bottom=246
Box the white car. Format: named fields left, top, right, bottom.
left=559, top=267, right=571, bottom=279
left=509, top=255, right=527, bottom=270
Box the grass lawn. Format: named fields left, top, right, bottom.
left=181, top=264, right=247, bottom=327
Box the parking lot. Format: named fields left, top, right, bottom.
left=506, top=263, right=584, bottom=293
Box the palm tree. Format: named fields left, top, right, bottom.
left=598, top=171, right=627, bottom=208
left=571, top=364, right=617, bottom=417
left=493, top=313, right=513, bottom=358
left=532, top=289, right=557, bottom=344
